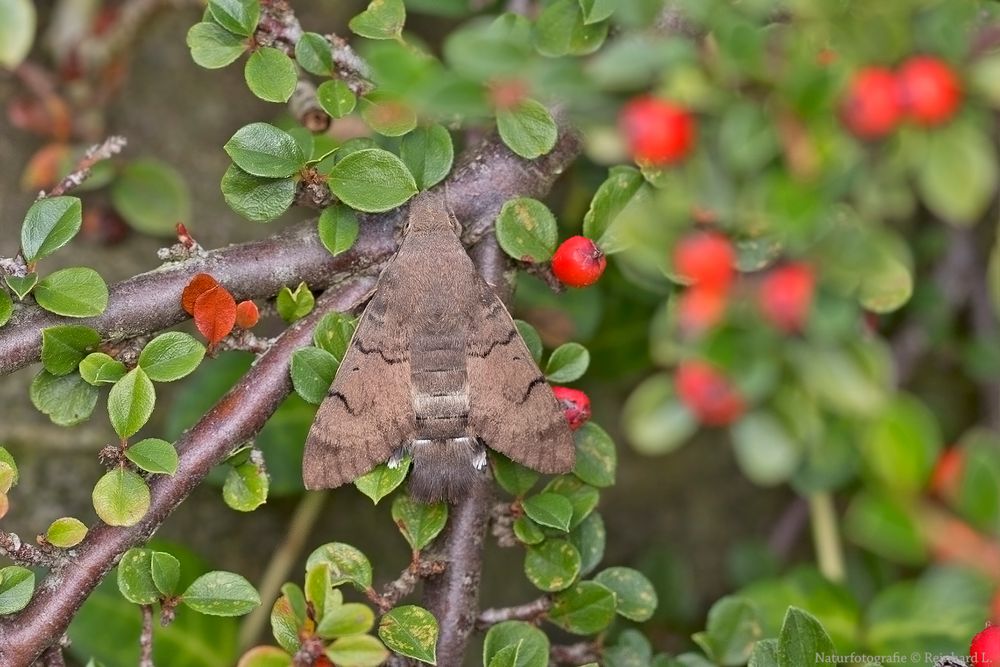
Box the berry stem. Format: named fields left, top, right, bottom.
left=808, top=492, right=846, bottom=582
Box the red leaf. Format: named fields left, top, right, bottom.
left=193, top=286, right=236, bottom=346
left=235, top=300, right=260, bottom=329
left=182, top=273, right=220, bottom=315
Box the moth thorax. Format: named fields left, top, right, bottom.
left=407, top=437, right=486, bottom=503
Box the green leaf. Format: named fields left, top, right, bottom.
left=325, top=635, right=389, bottom=667
left=731, top=413, right=802, bottom=487
left=41, top=325, right=100, bottom=376
left=294, top=31, right=333, bottom=75
left=30, top=370, right=98, bottom=426
left=225, top=123, right=306, bottom=178
left=578, top=0, right=615, bottom=23
left=0, top=0, right=35, bottom=68
left=523, top=538, right=581, bottom=592
left=126, top=438, right=179, bottom=475
left=306, top=542, right=373, bottom=590
left=304, top=563, right=338, bottom=623
left=290, top=346, right=337, bottom=404
left=548, top=581, right=616, bottom=634
left=861, top=394, right=941, bottom=496
left=111, top=159, right=191, bottom=237
left=361, top=94, right=417, bottom=137
left=327, top=148, right=418, bottom=213
left=138, top=332, right=206, bottom=382
left=378, top=605, right=438, bottom=664
left=276, top=282, right=316, bottom=322
left=594, top=567, right=657, bottom=622
left=917, top=123, right=998, bottom=227
left=223, top=458, right=269, bottom=511
left=492, top=453, right=539, bottom=497
left=543, top=476, right=599, bottom=529
left=400, top=125, right=454, bottom=191
left=318, top=602, right=376, bottom=638
left=514, top=320, right=543, bottom=364
left=20, top=196, right=82, bottom=262
left=187, top=22, right=247, bottom=69
left=692, top=596, right=763, bottom=665
left=392, top=496, right=448, bottom=551
left=582, top=166, right=644, bottom=249
left=569, top=512, right=605, bottom=576
left=844, top=492, right=927, bottom=565
left=317, top=80, right=357, bottom=118
left=208, top=0, right=259, bottom=37
left=183, top=571, right=260, bottom=616
left=221, top=165, right=295, bottom=222
left=314, top=312, right=357, bottom=361
left=34, top=267, right=108, bottom=317
left=0, top=566, right=35, bottom=614
left=151, top=551, right=181, bottom=596
left=117, top=548, right=160, bottom=604
left=534, top=0, right=608, bottom=57
left=748, top=639, right=779, bottom=667
left=46, top=516, right=88, bottom=548
left=776, top=607, right=835, bottom=667
left=354, top=459, right=410, bottom=504
left=93, top=469, right=151, bottom=527
left=545, top=342, right=589, bottom=383
left=4, top=273, right=35, bottom=300
left=513, top=516, right=545, bottom=545
left=245, top=47, right=297, bottom=103
left=318, top=204, right=360, bottom=256
left=522, top=492, right=573, bottom=531
left=271, top=590, right=304, bottom=653
left=349, top=0, right=405, bottom=40
left=495, top=197, right=558, bottom=263
left=573, top=422, right=616, bottom=488
left=496, top=99, right=557, bottom=160
left=0, top=447, right=19, bottom=490
left=483, top=621, right=549, bottom=667
left=79, top=352, right=126, bottom=385
left=108, top=367, right=156, bottom=439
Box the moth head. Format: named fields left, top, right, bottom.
left=405, top=189, right=462, bottom=236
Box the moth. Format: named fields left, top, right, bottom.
left=302, top=190, right=576, bottom=503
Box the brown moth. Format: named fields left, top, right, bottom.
left=302, top=190, right=575, bottom=503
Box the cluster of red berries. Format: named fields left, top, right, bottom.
left=675, top=360, right=745, bottom=426
left=672, top=231, right=816, bottom=336
left=841, top=55, right=962, bottom=139
left=552, top=386, right=591, bottom=430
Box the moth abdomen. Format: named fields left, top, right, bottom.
left=407, top=437, right=486, bottom=503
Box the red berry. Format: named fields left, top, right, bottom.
left=757, top=262, right=815, bottom=333
left=971, top=624, right=1000, bottom=666
left=898, top=55, right=962, bottom=126
left=840, top=67, right=903, bottom=139
left=620, top=96, right=696, bottom=165
left=551, top=236, right=607, bottom=288
left=552, top=386, right=591, bottom=430
left=930, top=447, right=964, bottom=499
left=678, top=285, right=728, bottom=335
left=673, top=231, right=736, bottom=290
left=675, top=361, right=745, bottom=426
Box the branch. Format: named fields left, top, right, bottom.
left=367, top=556, right=446, bottom=614
left=39, top=135, right=127, bottom=198
left=476, top=596, right=551, bottom=628
left=139, top=605, right=155, bottom=667
left=0, top=530, right=63, bottom=569
left=0, top=280, right=375, bottom=665
left=0, top=128, right=582, bottom=377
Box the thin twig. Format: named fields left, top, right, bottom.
left=0, top=531, right=62, bottom=568
left=476, top=597, right=551, bottom=628
left=40, top=645, right=66, bottom=667
left=40, top=135, right=127, bottom=199
left=139, top=604, right=155, bottom=667
left=551, top=640, right=602, bottom=665
left=367, top=557, right=447, bottom=614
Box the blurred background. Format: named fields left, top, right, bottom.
left=2, top=0, right=999, bottom=665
